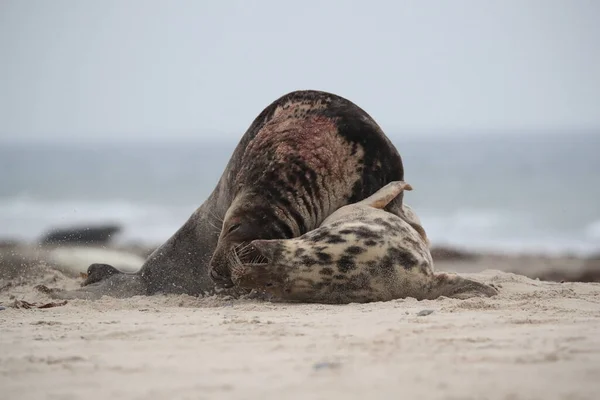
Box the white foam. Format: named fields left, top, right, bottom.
left=0, top=196, right=195, bottom=244
left=47, top=247, right=145, bottom=275
left=420, top=208, right=600, bottom=257
left=1, top=197, right=598, bottom=256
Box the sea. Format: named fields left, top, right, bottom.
left=1, top=132, right=599, bottom=256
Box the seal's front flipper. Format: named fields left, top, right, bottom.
left=358, top=181, right=413, bottom=209
left=37, top=273, right=146, bottom=300
left=427, top=272, right=499, bottom=300
left=232, top=263, right=274, bottom=289
left=231, top=261, right=287, bottom=293
left=82, top=263, right=123, bottom=286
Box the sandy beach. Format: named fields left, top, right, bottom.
left=1, top=245, right=599, bottom=400
left=2, top=1, right=598, bottom=398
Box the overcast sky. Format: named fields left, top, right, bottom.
left=1, top=0, right=598, bottom=143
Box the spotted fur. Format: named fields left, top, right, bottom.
left=232, top=181, right=498, bottom=304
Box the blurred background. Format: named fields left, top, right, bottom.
left=1, top=0, right=598, bottom=256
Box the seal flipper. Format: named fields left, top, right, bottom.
left=231, top=239, right=288, bottom=292
left=83, top=263, right=123, bottom=286
left=363, top=181, right=429, bottom=245
left=232, top=263, right=281, bottom=290
left=426, top=272, right=498, bottom=300
left=358, top=181, right=413, bottom=209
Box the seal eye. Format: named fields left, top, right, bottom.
left=226, top=223, right=241, bottom=235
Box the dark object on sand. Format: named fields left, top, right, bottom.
left=39, top=224, right=121, bottom=245
left=537, top=256, right=600, bottom=283
left=8, top=298, right=68, bottom=309
left=0, top=239, right=19, bottom=249
left=430, top=246, right=478, bottom=262
left=313, top=361, right=341, bottom=371
left=81, top=264, right=122, bottom=286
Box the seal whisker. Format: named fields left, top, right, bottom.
left=206, top=220, right=222, bottom=233
left=234, top=242, right=259, bottom=261
left=232, top=243, right=248, bottom=259
left=231, top=249, right=243, bottom=269
left=236, top=245, right=255, bottom=260
left=249, top=254, right=269, bottom=265
left=208, top=210, right=225, bottom=224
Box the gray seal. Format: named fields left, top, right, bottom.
left=231, top=181, right=499, bottom=303
left=44, top=90, right=406, bottom=300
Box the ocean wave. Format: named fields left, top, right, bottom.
left=0, top=196, right=196, bottom=244
left=420, top=209, right=599, bottom=256
left=1, top=198, right=598, bottom=256
left=585, top=220, right=600, bottom=240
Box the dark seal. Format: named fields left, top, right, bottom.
left=44, top=90, right=405, bottom=300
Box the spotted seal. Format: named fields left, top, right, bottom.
left=231, top=181, right=499, bottom=303
left=43, top=90, right=407, bottom=300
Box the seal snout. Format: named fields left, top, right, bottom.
left=210, top=268, right=234, bottom=289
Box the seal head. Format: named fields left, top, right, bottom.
left=207, top=90, right=405, bottom=288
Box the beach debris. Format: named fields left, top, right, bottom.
left=430, top=246, right=478, bottom=261
left=417, top=309, right=434, bottom=317
left=0, top=239, right=19, bottom=248
left=9, top=299, right=68, bottom=309
left=30, top=320, right=62, bottom=325
left=35, top=284, right=58, bottom=295
left=313, top=361, right=341, bottom=371
left=0, top=305, right=5, bottom=311
left=37, top=300, right=68, bottom=309
left=0, top=280, right=12, bottom=291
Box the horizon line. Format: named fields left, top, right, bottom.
left=1, top=127, right=599, bottom=146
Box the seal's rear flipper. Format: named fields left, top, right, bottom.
left=363, top=181, right=430, bottom=245
left=358, top=181, right=413, bottom=209
left=427, top=272, right=499, bottom=300
left=36, top=273, right=146, bottom=300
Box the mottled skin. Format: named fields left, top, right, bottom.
left=232, top=182, right=499, bottom=304
left=43, top=90, right=406, bottom=300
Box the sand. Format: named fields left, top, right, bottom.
left=1, top=250, right=600, bottom=400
